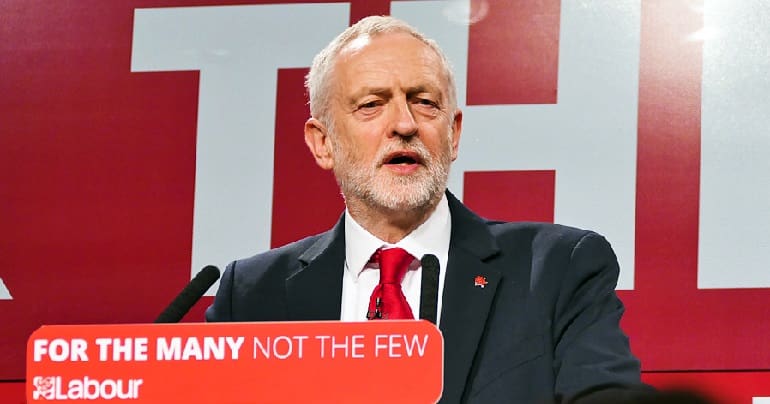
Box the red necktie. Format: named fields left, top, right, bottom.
left=367, top=247, right=415, bottom=320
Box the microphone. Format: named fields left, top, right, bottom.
left=154, top=265, right=220, bottom=323
left=419, top=254, right=440, bottom=325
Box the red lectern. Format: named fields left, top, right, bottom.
left=27, top=320, right=443, bottom=403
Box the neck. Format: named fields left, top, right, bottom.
left=346, top=195, right=442, bottom=244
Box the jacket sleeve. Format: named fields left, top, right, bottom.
left=204, top=260, right=236, bottom=322
left=551, top=232, right=651, bottom=401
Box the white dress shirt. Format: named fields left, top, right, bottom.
left=340, top=194, right=451, bottom=324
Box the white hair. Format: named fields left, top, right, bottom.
left=305, top=15, right=458, bottom=127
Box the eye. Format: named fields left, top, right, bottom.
left=354, top=99, right=384, bottom=117
left=359, top=101, right=379, bottom=109
left=357, top=98, right=384, bottom=111
left=415, top=98, right=438, bottom=108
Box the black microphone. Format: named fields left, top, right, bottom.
left=155, top=265, right=220, bottom=323
left=419, top=254, right=440, bottom=325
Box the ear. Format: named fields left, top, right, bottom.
left=304, top=117, right=335, bottom=170
left=450, top=109, right=463, bottom=161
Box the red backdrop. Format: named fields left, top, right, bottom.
left=2, top=0, right=769, bottom=402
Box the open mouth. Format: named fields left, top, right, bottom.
left=384, top=151, right=422, bottom=165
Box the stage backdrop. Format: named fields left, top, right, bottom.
left=2, top=0, right=769, bottom=402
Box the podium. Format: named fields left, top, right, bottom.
left=27, top=321, right=443, bottom=403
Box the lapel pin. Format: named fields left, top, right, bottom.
left=474, top=275, right=488, bottom=288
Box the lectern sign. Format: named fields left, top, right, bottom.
left=27, top=321, right=443, bottom=403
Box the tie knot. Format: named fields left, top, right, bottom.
left=374, top=247, right=414, bottom=284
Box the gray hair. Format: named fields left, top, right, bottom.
left=305, top=15, right=458, bottom=127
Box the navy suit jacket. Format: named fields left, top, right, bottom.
left=206, top=192, right=646, bottom=403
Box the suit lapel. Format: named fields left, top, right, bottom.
left=284, top=195, right=504, bottom=402
left=285, top=216, right=346, bottom=321
left=439, top=193, right=503, bottom=404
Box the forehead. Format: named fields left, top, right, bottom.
left=333, top=32, right=445, bottom=95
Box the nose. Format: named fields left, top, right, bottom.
left=390, top=98, right=418, bottom=138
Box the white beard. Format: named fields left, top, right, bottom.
left=331, top=134, right=452, bottom=212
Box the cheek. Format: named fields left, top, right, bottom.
left=345, top=126, right=382, bottom=157
left=425, top=126, right=453, bottom=151
left=331, top=135, right=372, bottom=165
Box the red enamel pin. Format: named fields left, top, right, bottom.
left=474, top=275, right=488, bottom=288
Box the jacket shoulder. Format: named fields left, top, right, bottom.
left=231, top=232, right=327, bottom=279
left=205, top=231, right=332, bottom=322
left=486, top=221, right=601, bottom=249
left=484, top=220, right=617, bottom=278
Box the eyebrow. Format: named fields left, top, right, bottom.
left=348, top=87, right=391, bottom=103
left=348, top=85, right=443, bottom=104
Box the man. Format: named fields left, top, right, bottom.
left=207, top=16, right=649, bottom=403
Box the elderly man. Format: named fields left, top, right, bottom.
left=207, top=15, right=648, bottom=403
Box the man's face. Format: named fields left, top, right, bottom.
left=306, top=32, right=462, bottom=213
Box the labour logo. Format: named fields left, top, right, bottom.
left=32, top=376, right=56, bottom=400
left=474, top=276, right=488, bottom=288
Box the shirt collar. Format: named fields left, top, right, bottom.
left=344, top=194, right=451, bottom=278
